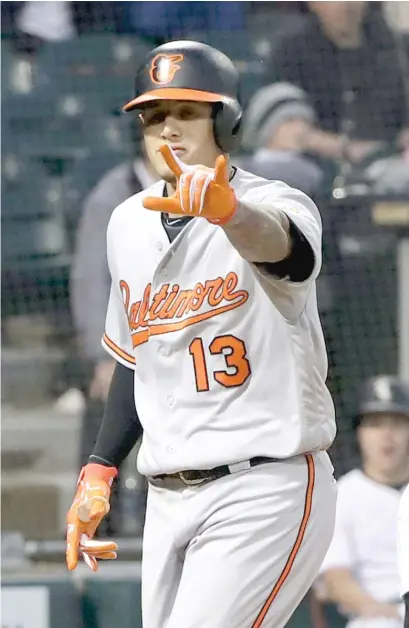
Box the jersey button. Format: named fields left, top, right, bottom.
left=158, top=345, right=166, bottom=356
left=161, top=268, right=168, bottom=277
left=167, top=445, right=175, bottom=453
left=167, top=396, right=174, bottom=406
left=157, top=242, right=163, bottom=251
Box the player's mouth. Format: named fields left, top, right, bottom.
left=167, top=145, right=186, bottom=157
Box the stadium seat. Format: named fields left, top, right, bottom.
left=1, top=167, right=71, bottom=318
left=35, top=34, right=150, bottom=114
left=36, top=34, right=150, bottom=75
left=1, top=170, right=69, bottom=264
left=1, top=40, right=38, bottom=99
left=2, top=82, right=131, bottom=161
left=1, top=155, right=52, bottom=218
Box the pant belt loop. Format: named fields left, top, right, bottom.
left=227, top=460, right=252, bottom=474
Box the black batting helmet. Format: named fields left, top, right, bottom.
left=123, top=40, right=242, bottom=154
left=353, top=375, right=409, bottom=429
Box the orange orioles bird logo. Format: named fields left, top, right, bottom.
left=150, top=53, right=184, bottom=85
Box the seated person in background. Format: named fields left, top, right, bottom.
left=240, top=82, right=324, bottom=197
left=70, top=138, right=158, bottom=535
left=319, top=375, right=409, bottom=628
left=268, top=1, right=409, bottom=166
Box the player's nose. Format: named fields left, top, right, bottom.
left=161, top=114, right=182, bottom=140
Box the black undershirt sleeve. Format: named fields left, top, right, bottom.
left=88, top=362, right=142, bottom=469
left=404, top=592, right=409, bottom=628
left=256, top=218, right=315, bottom=283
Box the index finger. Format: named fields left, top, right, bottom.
left=213, top=155, right=229, bottom=186
left=159, top=145, right=185, bottom=178
left=66, top=523, right=81, bottom=571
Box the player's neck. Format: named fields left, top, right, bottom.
left=363, top=463, right=409, bottom=487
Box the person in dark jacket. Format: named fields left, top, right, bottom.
left=268, top=1, right=409, bottom=165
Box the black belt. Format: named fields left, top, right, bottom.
left=152, top=456, right=280, bottom=485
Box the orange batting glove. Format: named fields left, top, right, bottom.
left=143, top=145, right=236, bottom=224
left=66, top=463, right=118, bottom=572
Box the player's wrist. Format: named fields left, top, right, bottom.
left=207, top=191, right=237, bottom=225
left=79, top=463, right=118, bottom=487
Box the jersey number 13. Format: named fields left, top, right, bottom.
left=189, top=335, right=251, bottom=392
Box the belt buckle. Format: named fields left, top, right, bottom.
left=178, top=471, right=207, bottom=485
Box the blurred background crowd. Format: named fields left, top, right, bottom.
left=1, top=2, right=409, bottom=627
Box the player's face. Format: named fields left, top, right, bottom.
left=140, top=100, right=222, bottom=184
left=358, top=413, right=409, bottom=478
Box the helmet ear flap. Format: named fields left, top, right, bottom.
left=212, top=99, right=242, bottom=154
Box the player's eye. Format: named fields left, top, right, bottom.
left=143, top=110, right=167, bottom=126
left=177, top=107, right=199, bottom=120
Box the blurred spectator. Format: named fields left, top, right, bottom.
left=2, top=1, right=122, bottom=51
left=17, top=1, right=76, bottom=42
left=120, top=1, right=247, bottom=42
left=70, top=133, right=158, bottom=534
left=2, top=1, right=248, bottom=51
left=241, top=82, right=324, bottom=197
left=268, top=1, right=409, bottom=166
left=319, top=376, right=409, bottom=628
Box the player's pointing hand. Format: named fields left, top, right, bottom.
left=143, top=145, right=237, bottom=224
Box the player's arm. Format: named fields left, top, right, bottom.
left=222, top=197, right=316, bottom=282
left=89, top=361, right=142, bottom=468
left=66, top=362, right=141, bottom=572
left=222, top=199, right=292, bottom=265
left=143, top=146, right=318, bottom=285
left=323, top=568, right=399, bottom=619
left=66, top=205, right=141, bottom=572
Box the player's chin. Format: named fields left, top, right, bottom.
left=161, top=169, right=178, bottom=185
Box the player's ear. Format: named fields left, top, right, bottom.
left=138, top=113, right=145, bottom=127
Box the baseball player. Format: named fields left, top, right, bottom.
left=65, top=41, right=337, bottom=628
left=319, top=376, right=409, bottom=628
left=398, top=483, right=409, bottom=628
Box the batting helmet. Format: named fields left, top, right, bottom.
left=353, top=375, right=409, bottom=429
left=123, top=40, right=242, bottom=154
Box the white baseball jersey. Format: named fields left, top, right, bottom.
left=320, top=469, right=407, bottom=605
left=397, top=483, right=409, bottom=596
left=102, top=167, right=336, bottom=477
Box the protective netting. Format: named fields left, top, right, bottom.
left=1, top=2, right=408, bottom=544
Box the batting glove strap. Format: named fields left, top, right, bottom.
left=78, top=463, right=118, bottom=487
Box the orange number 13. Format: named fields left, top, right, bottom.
left=188, top=334, right=251, bottom=392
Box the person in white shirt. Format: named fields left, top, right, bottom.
left=320, top=375, right=409, bottom=628
left=397, top=483, right=409, bottom=628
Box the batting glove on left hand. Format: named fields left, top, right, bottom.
left=66, top=463, right=118, bottom=572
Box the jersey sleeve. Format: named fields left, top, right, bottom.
left=319, top=479, right=355, bottom=574
left=101, top=213, right=136, bottom=370
left=242, top=181, right=322, bottom=320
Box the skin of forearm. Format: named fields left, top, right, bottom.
left=324, top=569, right=377, bottom=615
left=222, top=201, right=291, bottom=264
left=304, top=128, right=344, bottom=160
